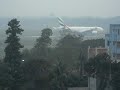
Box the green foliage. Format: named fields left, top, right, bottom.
left=54, top=37, right=105, bottom=67
left=85, top=53, right=111, bottom=76
left=33, top=28, right=53, bottom=59
left=21, top=34, right=105, bottom=89
left=80, top=39, right=105, bottom=58
left=22, top=48, right=31, bottom=61
left=50, top=60, right=68, bottom=90
left=22, top=59, right=51, bottom=90
left=85, top=54, right=120, bottom=90
left=0, top=62, right=12, bottom=89
left=111, top=62, right=120, bottom=90
left=4, top=18, right=24, bottom=90
left=66, top=74, right=88, bottom=87
left=54, top=34, right=83, bottom=67
left=85, top=53, right=111, bottom=90
left=21, top=34, right=104, bottom=89
left=76, top=51, right=86, bottom=76
left=57, top=34, right=82, bottom=48
left=81, top=39, right=105, bottom=48
left=35, top=28, right=52, bottom=48
left=111, top=71, right=120, bottom=90
left=50, top=59, right=88, bottom=89
left=0, top=18, right=111, bottom=90
left=4, top=18, right=24, bottom=65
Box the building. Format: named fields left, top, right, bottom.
left=105, top=24, right=120, bottom=62
left=88, top=46, right=108, bottom=59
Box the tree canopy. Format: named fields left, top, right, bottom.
left=4, top=18, right=24, bottom=90
left=85, top=53, right=111, bottom=90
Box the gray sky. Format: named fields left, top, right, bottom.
left=0, top=0, right=120, bottom=17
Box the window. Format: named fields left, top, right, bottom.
left=118, top=29, right=120, bottom=35
left=117, top=42, right=120, bottom=47
left=117, top=54, right=120, bottom=59
left=113, top=53, right=116, bottom=57
left=113, top=41, right=116, bottom=45
left=107, top=41, right=110, bottom=46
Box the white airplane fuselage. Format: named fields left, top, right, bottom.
left=54, top=26, right=104, bottom=33
left=52, top=17, right=104, bottom=37
left=53, top=17, right=104, bottom=33
left=67, top=27, right=103, bottom=33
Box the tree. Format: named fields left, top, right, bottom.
left=111, top=62, right=120, bottom=90
left=54, top=34, right=83, bottom=67
left=111, top=71, right=120, bottom=90
left=66, top=73, right=88, bottom=88
left=0, top=62, right=12, bottom=90
left=85, top=53, right=111, bottom=90
left=35, top=28, right=52, bottom=48
left=33, top=28, right=52, bottom=59
left=77, top=51, right=86, bottom=76
left=4, top=18, right=24, bottom=90
left=22, top=48, right=30, bottom=61
left=22, top=59, right=51, bottom=90
left=80, top=39, right=105, bottom=59
left=50, top=60, right=68, bottom=90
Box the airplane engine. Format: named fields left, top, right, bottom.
left=92, top=31, right=97, bottom=34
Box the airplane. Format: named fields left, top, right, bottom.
left=53, top=17, right=104, bottom=34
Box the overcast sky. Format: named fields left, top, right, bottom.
left=0, top=0, right=120, bottom=17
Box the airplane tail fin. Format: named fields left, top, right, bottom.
left=57, top=17, right=65, bottom=27
left=57, top=17, right=70, bottom=29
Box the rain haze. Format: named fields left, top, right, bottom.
left=0, top=0, right=120, bottom=90
left=0, top=0, right=120, bottom=17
